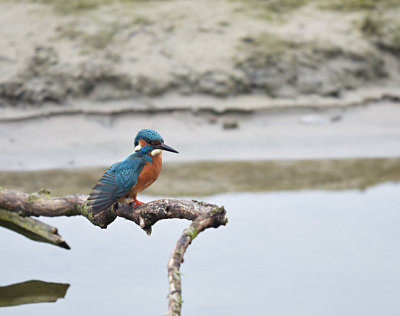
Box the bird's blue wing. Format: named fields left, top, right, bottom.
left=87, top=156, right=144, bottom=214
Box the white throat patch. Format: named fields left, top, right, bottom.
left=151, top=149, right=162, bottom=156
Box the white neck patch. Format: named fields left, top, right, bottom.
left=151, top=149, right=162, bottom=156
left=134, top=144, right=142, bottom=152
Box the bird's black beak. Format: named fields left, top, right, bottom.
left=156, top=143, right=179, bottom=153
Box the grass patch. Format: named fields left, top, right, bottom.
left=319, top=0, right=400, bottom=11
left=232, top=0, right=312, bottom=14
left=17, top=0, right=162, bottom=14
left=229, top=0, right=312, bottom=22
left=359, top=13, right=400, bottom=54
left=235, top=32, right=300, bottom=67
left=40, top=0, right=99, bottom=12
left=250, top=0, right=311, bottom=13
left=55, top=15, right=153, bottom=50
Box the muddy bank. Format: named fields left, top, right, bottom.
left=1, top=88, right=400, bottom=122
left=0, top=100, right=398, bottom=171
left=1, top=101, right=400, bottom=170
left=1, top=158, right=399, bottom=196
left=1, top=0, right=400, bottom=106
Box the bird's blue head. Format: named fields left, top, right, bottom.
left=134, top=129, right=178, bottom=155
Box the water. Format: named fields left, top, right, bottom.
left=1, top=183, right=400, bottom=315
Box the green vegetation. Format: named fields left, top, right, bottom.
left=233, top=0, right=311, bottom=14
left=235, top=32, right=350, bottom=71
left=0, top=0, right=162, bottom=14
left=184, top=226, right=197, bottom=239
left=76, top=202, right=92, bottom=220
left=233, top=0, right=400, bottom=16
left=360, top=13, right=400, bottom=54
left=244, top=0, right=397, bottom=13
left=234, top=31, right=385, bottom=96
left=261, top=0, right=310, bottom=12
left=235, top=32, right=299, bottom=67
left=55, top=14, right=152, bottom=50
left=39, top=0, right=99, bottom=12
left=172, top=267, right=181, bottom=281
left=319, top=0, right=400, bottom=11
left=229, top=0, right=312, bottom=22
left=37, top=0, right=160, bottom=14
left=6, top=0, right=400, bottom=17
left=231, top=0, right=400, bottom=20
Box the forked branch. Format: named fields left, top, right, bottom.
left=0, top=188, right=227, bottom=315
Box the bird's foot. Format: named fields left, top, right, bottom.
left=134, top=198, right=145, bottom=205
left=129, top=198, right=145, bottom=207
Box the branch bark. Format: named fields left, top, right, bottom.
left=0, top=209, right=70, bottom=249
left=166, top=208, right=227, bottom=315
left=0, top=188, right=228, bottom=315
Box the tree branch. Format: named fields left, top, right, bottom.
left=166, top=207, right=227, bottom=315
left=0, top=188, right=228, bottom=315
left=0, top=209, right=70, bottom=249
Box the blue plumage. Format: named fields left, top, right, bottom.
left=87, top=129, right=178, bottom=215
left=87, top=153, right=146, bottom=213
left=134, top=129, right=163, bottom=146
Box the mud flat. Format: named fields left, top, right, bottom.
left=1, top=99, right=400, bottom=170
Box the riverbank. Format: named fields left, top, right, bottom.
left=1, top=88, right=400, bottom=122
left=1, top=0, right=400, bottom=106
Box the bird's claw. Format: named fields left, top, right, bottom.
left=128, top=198, right=145, bottom=207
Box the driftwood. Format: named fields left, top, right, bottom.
left=0, top=188, right=228, bottom=316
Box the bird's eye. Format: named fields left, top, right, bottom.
left=152, top=140, right=160, bottom=146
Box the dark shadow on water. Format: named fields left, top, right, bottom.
left=0, top=280, right=70, bottom=307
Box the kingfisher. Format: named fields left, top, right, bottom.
left=87, top=129, right=178, bottom=215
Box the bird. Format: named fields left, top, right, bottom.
left=87, top=129, right=178, bottom=215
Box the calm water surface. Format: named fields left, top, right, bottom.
left=1, top=184, right=400, bottom=315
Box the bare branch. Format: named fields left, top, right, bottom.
left=0, top=188, right=228, bottom=315
left=116, top=199, right=219, bottom=234
left=0, top=188, right=116, bottom=228
left=0, top=209, right=70, bottom=249
left=166, top=207, right=227, bottom=315
left=0, top=189, right=225, bottom=231
left=0, top=189, right=90, bottom=217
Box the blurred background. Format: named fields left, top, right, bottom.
left=1, top=0, right=400, bottom=315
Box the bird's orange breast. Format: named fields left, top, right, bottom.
left=129, top=153, right=162, bottom=196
